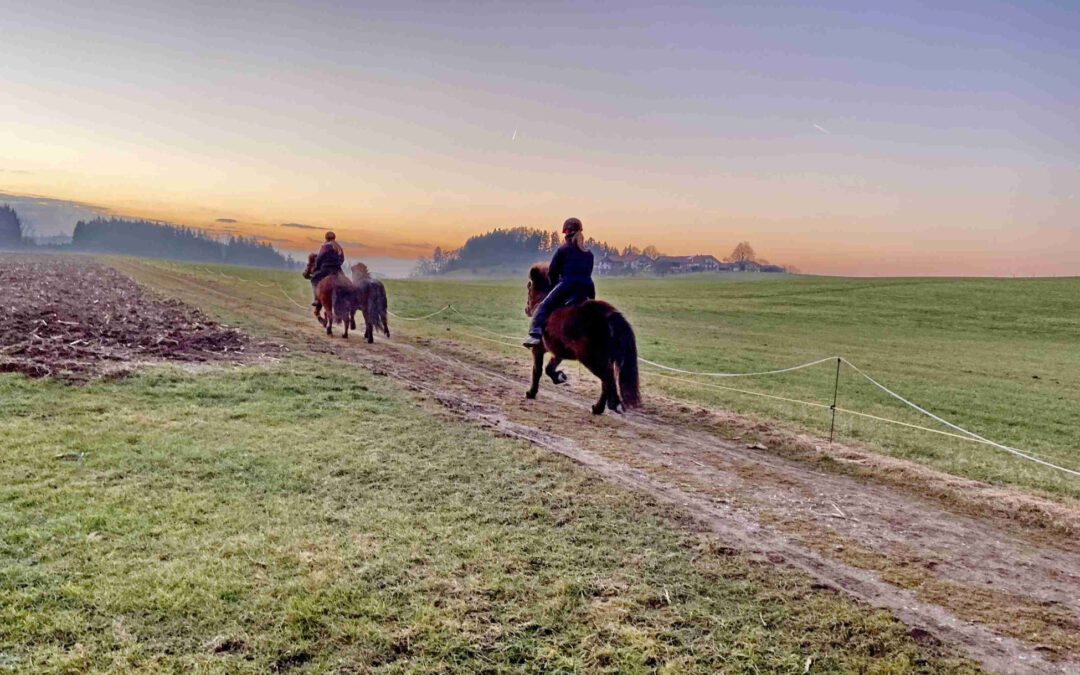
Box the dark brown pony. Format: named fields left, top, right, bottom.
left=524, top=264, right=640, bottom=414
left=344, top=263, right=390, bottom=343
left=303, top=253, right=356, bottom=338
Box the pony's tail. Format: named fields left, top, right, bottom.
left=331, top=286, right=352, bottom=325
left=368, top=281, right=390, bottom=337
left=608, top=310, right=640, bottom=409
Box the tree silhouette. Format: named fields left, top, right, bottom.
left=0, top=205, right=24, bottom=248
left=728, top=241, right=756, bottom=263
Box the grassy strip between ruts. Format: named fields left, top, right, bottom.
left=0, top=360, right=974, bottom=673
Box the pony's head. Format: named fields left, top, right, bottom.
left=350, top=261, right=371, bottom=282
left=302, top=253, right=317, bottom=278
left=525, top=264, right=552, bottom=317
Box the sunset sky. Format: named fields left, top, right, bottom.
left=2, top=1, right=1078, bottom=276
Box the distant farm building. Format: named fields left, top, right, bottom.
left=687, top=254, right=723, bottom=272
left=652, top=255, right=692, bottom=275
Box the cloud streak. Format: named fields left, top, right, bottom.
left=305, top=235, right=366, bottom=248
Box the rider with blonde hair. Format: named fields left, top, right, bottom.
left=523, top=217, right=595, bottom=347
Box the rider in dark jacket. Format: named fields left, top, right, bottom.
left=523, top=218, right=595, bottom=347
left=306, top=231, right=345, bottom=307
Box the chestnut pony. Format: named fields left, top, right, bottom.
left=302, top=256, right=391, bottom=342
left=303, top=253, right=356, bottom=338
left=524, top=264, right=640, bottom=414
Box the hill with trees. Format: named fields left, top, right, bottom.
left=413, top=227, right=619, bottom=276
left=70, top=217, right=296, bottom=268
left=412, top=228, right=792, bottom=277
left=2, top=204, right=297, bottom=268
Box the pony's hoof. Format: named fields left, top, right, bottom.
left=592, top=404, right=605, bottom=415
left=525, top=390, right=537, bottom=400
left=555, top=371, right=567, bottom=384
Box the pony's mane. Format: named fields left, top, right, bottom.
left=529, top=264, right=551, bottom=291
left=351, top=262, right=371, bottom=281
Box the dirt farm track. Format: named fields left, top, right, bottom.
left=6, top=255, right=1080, bottom=673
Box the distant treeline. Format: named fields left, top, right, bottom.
left=414, top=227, right=620, bottom=276
left=413, top=227, right=794, bottom=277
left=0, top=205, right=297, bottom=269
left=70, top=218, right=296, bottom=268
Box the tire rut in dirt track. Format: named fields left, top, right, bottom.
left=343, top=342, right=1080, bottom=675
left=122, top=262, right=1080, bottom=674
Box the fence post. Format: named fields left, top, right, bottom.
left=446, top=304, right=452, bottom=337
left=829, top=357, right=841, bottom=443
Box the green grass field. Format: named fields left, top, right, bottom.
left=188, top=264, right=1080, bottom=500
left=0, top=360, right=972, bottom=672
left=375, top=273, right=1080, bottom=501
left=10, top=258, right=1077, bottom=671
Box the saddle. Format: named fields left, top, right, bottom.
left=309, top=266, right=344, bottom=285
left=562, top=293, right=590, bottom=308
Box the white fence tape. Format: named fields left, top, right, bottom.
left=839, top=358, right=1080, bottom=478
left=638, top=355, right=837, bottom=378
left=448, top=306, right=521, bottom=339
left=646, top=370, right=832, bottom=410
left=389, top=305, right=452, bottom=321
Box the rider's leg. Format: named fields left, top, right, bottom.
left=524, top=283, right=570, bottom=345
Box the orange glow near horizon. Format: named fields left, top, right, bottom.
left=2, top=178, right=1078, bottom=277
